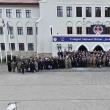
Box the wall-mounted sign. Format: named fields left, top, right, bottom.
left=91, top=25, right=106, bottom=35
left=53, top=36, right=110, bottom=42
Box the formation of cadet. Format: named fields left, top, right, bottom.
left=7, top=49, right=110, bottom=73
left=7, top=57, right=39, bottom=74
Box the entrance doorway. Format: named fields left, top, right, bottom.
left=93, top=45, right=104, bottom=51
left=78, top=45, right=88, bottom=51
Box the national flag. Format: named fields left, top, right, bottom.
left=2, top=19, right=5, bottom=27
left=6, top=21, right=10, bottom=35
left=7, top=21, right=9, bottom=29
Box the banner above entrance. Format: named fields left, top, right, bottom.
left=53, top=36, right=110, bottom=42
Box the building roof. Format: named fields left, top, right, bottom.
left=0, top=0, right=39, bottom=5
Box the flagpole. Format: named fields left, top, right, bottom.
left=6, top=21, right=9, bottom=63
left=1, top=18, right=7, bottom=63
left=8, top=22, right=11, bottom=60
left=0, top=43, right=1, bottom=63
left=7, top=21, right=12, bottom=61
left=0, top=18, right=5, bottom=63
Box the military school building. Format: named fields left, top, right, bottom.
left=0, top=0, right=110, bottom=59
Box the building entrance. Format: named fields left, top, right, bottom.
left=93, top=45, right=104, bottom=51
left=78, top=45, right=88, bottom=51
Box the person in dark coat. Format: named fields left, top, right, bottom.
left=7, top=60, right=12, bottom=72
left=30, top=61, right=35, bottom=72
left=11, top=60, right=16, bottom=72
left=21, top=61, right=25, bottom=74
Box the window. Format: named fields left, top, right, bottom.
left=76, top=7, right=82, bottom=17
left=6, top=9, right=12, bottom=18
left=17, top=27, right=23, bottom=35
left=106, top=27, right=110, bottom=34
left=27, top=27, right=33, bottom=35
left=0, top=9, right=2, bottom=18
left=86, top=7, right=92, bottom=17
left=8, top=27, right=13, bottom=35
left=19, top=43, right=24, bottom=51
left=1, top=43, right=5, bottom=51
left=26, top=10, right=31, bottom=18
left=77, top=27, right=82, bottom=34
left=105, top=7, right=110, bottom=17
left=0, top=27, right=3, bottom=35
left=67, top=27, right=73, bottom=34
left=57, top=6, right=63, bottom=17
left=28, top=43, right=34, bottom=51
left=95, top=7, right=101, bottom=17
left=66, top=6, right=72, bottom=17
left=9, top=43, right=15, bottom=50
left=86, top=27, right=91, bottom=34
left=16, top=9, right=22, bottom=18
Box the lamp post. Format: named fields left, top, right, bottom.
left=35, top=23, right=38, bottom=56
left=0, top=43, right=2, bottom=63
left=0, top=18, right=7, bottom=63
left=1, top=19, right=9, bottom=63
left=35, top=18, right=42, bottom=57
left=0, top=19, right=12, bottom=63
left=9, top=42, right=13, bottom=60
left=83, top=18, right=86, bottom=35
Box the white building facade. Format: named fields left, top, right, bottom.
left=0, top=0, right=40, bottom=59
left=38, top=0, right=110, bottom=56
left=1, top=0, right=110, bottom=58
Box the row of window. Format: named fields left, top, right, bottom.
left=0, top=27, right=38, bottom=35
left=67, top=27, right=110, bottom=34
left=0, top=43, right=34, bottom=51
left=57, top=6, right=110, bottom=17
left=0, top=9, right=31, bottom=18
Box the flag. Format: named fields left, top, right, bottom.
left=2, top=19, right=5, bottom=27
left=7, top=21, right=10, bottom=35
left=6, top=22, right=14, bottom=39
left=7, top=21, right=9, bottom=29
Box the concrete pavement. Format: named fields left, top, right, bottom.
left=0, top=64, right=110, bottom=110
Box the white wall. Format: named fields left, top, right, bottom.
left=38, top=0, right=110, bottom=55
left=0, top=4, right=40, bottom=56
left=1, top=0, right=110, bottom=56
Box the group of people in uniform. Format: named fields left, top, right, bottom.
left=7, top=57, right=38, bottom=74
left=58, top=50, right=110, bottom=68
left=7, top=49, right=110, bottom=73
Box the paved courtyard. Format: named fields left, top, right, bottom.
left=0, top=64, right=110, bottom=110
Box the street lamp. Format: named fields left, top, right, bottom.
left=0, top=18, right=6, bottom=63
left=35, top=18, right=42, bottom=56
left=1, top=19, right=10, bottom=63
left=83, top=18, right=86, bottom=35
left=0, top=43, right=2, bottom=63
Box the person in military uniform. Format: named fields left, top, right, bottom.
left=21, top=61, right=25, bottom=74
left=7, top=60, right=12, bottom=72
left=30, top=61, right=35, bottom=72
